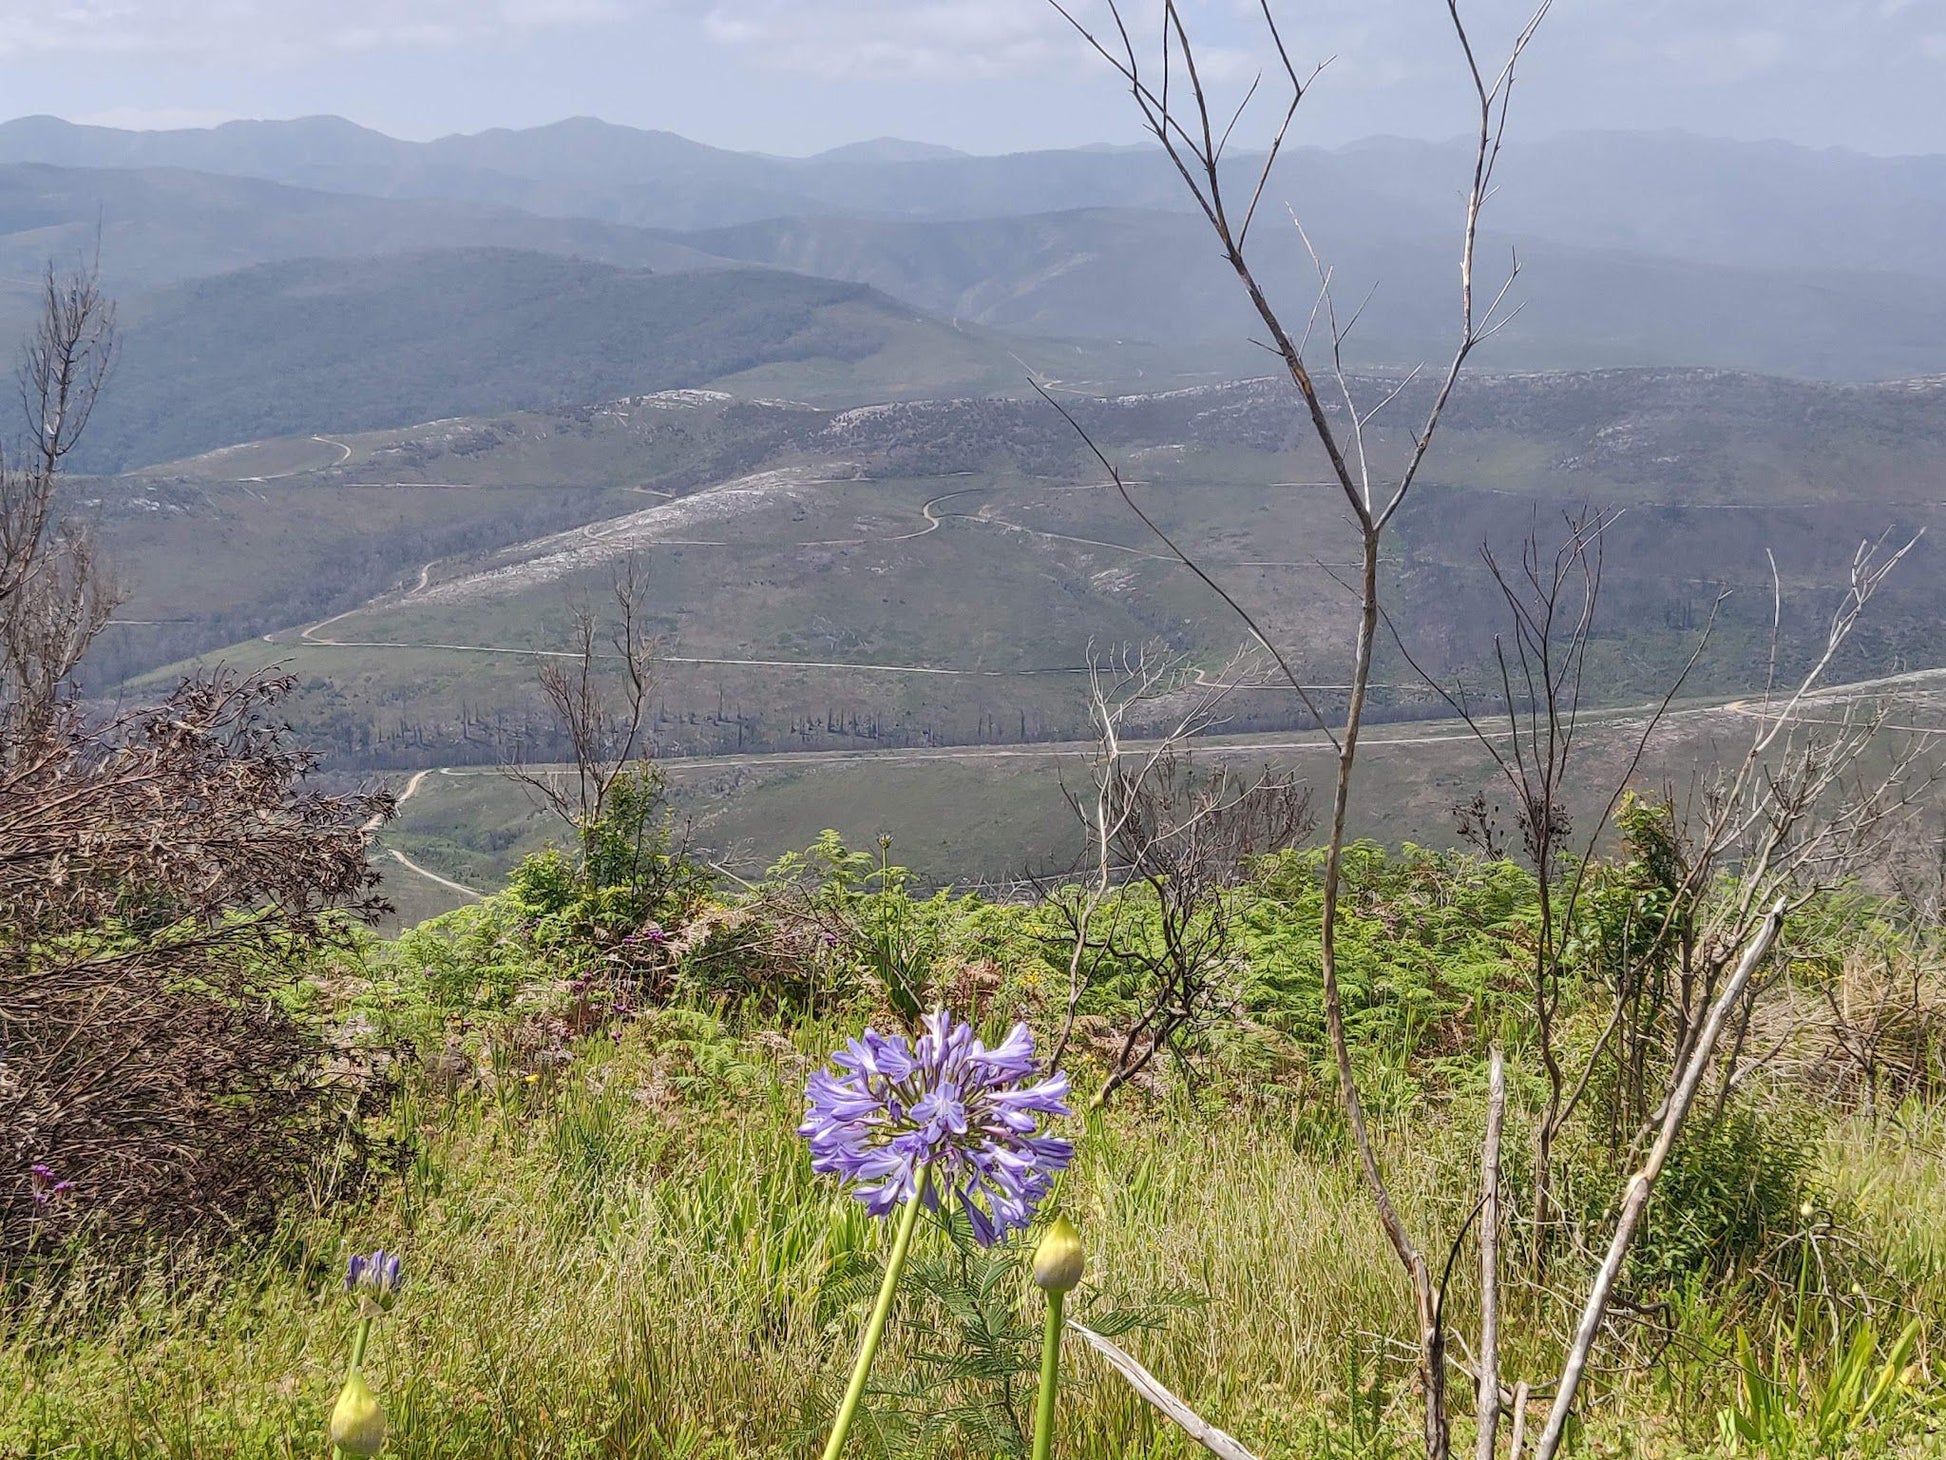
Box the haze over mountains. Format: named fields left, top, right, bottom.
left=6, top=115, right=1946, bottom=470
left=18, top=109, right=1938, bottom=894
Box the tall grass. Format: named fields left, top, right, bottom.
left=5, top=1014, right=1943, bottom=1458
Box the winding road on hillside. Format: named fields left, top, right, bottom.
left=237, top=435, right=352, bottom=482
left=364, top=767, right=485, bottom=901
left=272, top=469, right=1323, bottom=678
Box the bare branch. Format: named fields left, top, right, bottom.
left=1531, top=900, right=1788, bottom=1460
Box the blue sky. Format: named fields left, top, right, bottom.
left=0, top=1, right=1942, bottom=156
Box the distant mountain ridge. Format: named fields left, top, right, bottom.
left=6, top=113, right=1946, bottom=472
left=0, top=160, right=727, bottom=294
left=8, top=113, right=1946, bottom=280
left=670, top=205, right=1946, bottom=380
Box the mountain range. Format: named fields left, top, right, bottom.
left=2, top=115, right=1945, bottom=469
left=27, top=111, right=1942, bottom=892
left=9, top=114, right=1946, bottom=276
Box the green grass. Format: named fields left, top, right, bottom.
left=11, top=831, right=1946, bottom=1458
left=7, top=1012, right=1942, bottom=1459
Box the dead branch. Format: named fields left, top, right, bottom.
left=1052, top=3, right=1551, bottom=1450
left=1530, top=899, right=1787, bottom=1460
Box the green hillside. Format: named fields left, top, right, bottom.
left=78, top=250, right=1026, bottom=471
left=101, top=371, right=1946, bottom=794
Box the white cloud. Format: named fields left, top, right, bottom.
left=1654, top=28, right=1790, bottom=84
left=71, top=104, right=241, bottom=129
left=700, top=0, right=1066, bottom=81
left=0, top=0, right=625, bottom=64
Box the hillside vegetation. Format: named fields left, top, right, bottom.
left=98, top=372, right=1946, bottom=793
left=79, top=251, right=1033, bottom=471
left=10, top=820, right=1946, bottom=1458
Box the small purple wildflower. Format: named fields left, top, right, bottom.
left=641, top=922, right=667, bottom=945
left=800, top=1009, right=1073, bottom=1245
left=29, top=1163, right=74, bottom=1205
left=346, top=1249, right=404, bottom=1309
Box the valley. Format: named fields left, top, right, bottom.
left=85, top=369, right=1946, bottom=909
left=21, top=113, right=1944, bottom=909
left=14, top=32, right=1946, bottom=1455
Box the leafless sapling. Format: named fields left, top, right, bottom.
left=1042, top=642, right=1311, bottom=1106
left=1049, top=1, right=1548, bottom=1451
left=0, top=261, right=118, bottom=753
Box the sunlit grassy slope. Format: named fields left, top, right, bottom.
left=7, top=1010, right=1942, bottom=1458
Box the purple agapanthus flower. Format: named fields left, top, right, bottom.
left=800, top=1009, right=1073, bottom=1245
left=346, top=1249, right=404, bottom=1308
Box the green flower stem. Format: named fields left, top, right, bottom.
left=332, top=1315, right=375, bottom=1460
left=1031, top=1289, right=1064, bottom=1460
left=819, top=1166, right=932, bottom=1460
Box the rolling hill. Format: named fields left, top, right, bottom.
left=0, top=121, right=1940, bottom=474
left=76, top=249, right=1043, bottom=471
left=0, top=161, right=726, bottom=295
left=98, top=370, right=1946, bottom=781
left=673, top=206, right=1946, bottom=379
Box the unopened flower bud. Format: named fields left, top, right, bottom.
left=1032, top=1214, right=1084, bottom=1293
left=330, top=1370, right=387, bottom=1456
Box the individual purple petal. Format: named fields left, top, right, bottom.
left=970, top=1022, right=1037, bottom=1078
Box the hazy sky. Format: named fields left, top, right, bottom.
left=0, top=0, right=1941, bottom=156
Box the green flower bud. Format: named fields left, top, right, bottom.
left=330, top=1370, right=388, bottom=1456
left=1032, top=1213, right=1084, bottom=1294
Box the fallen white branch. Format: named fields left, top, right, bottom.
left=1067, top=1321, right=1262, bottom=1460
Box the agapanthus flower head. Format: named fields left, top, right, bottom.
left=346, top=1249, right=404, bottom=1310
left=800, top=1009, right=1073, bottom=1245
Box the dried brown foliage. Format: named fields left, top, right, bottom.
left=0, top=261, right=396, bottom=1270
left=1, top=672, right=395, bottom=1265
